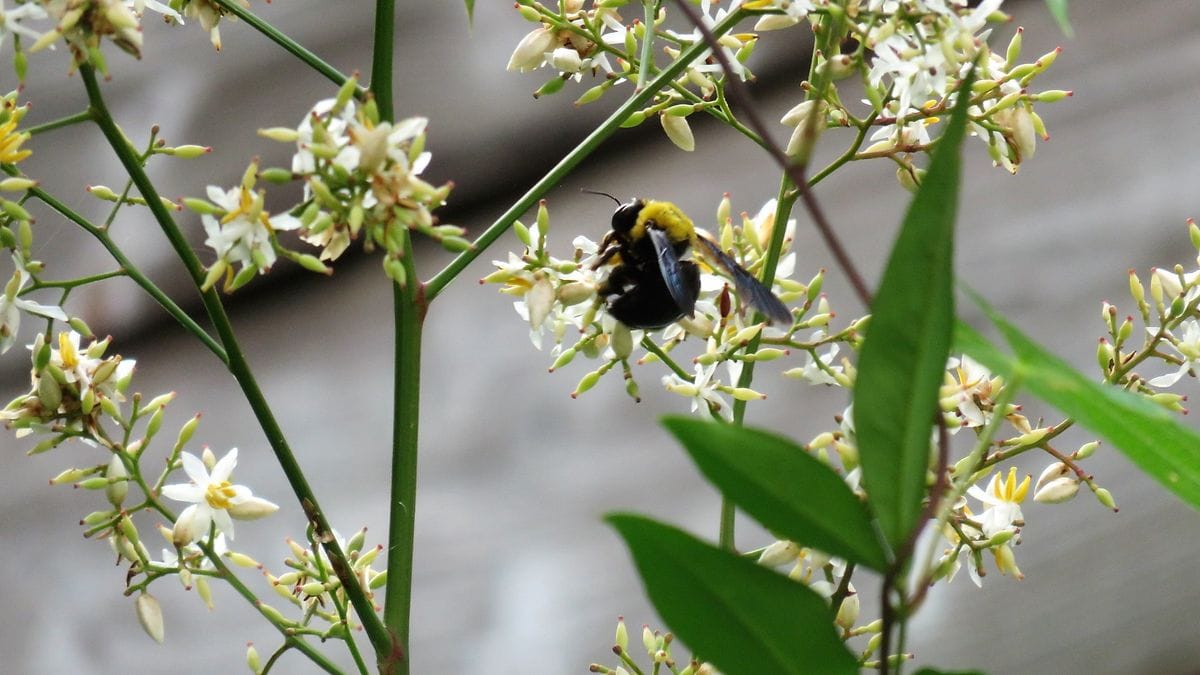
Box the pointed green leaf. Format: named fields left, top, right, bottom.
left=608, top=514, right=858, bottom=675
left=853, top=68, right=976, bottom=548
left=663, top=417, right=889, bottom=570
left=1043, top=0, right=1074, bottom=38
left=464, top=0, right=475, bottom=25
left=957, top=296, right=1200, bottom=510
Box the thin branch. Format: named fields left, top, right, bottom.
left=669, top=0, right=872, bottom=306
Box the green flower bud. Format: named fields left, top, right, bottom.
left=572, top=369, right=603, bottom=398
left=534, top=76, right=566, bottom=98
left=105, top=454, right=128, bottom=507
left=258, top=127, right=300, bottom=143
left=258, top=167, right=293, bottom=184
left=620, top=110, right=647, bottom=128
left=1075, top=440, right=1100, bottom=459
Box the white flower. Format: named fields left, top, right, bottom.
left=662, top=362, right=729, bottom=414
left=202, top=184, right=299, bottom=275
left=162, top=448, right=278, bottom=545
left=1, top=253, right=68, bottom=354
left=941, top=354, right=996, bottom=428
left=966, top=467, right=1029, bottom=538
left=128, top=0, right=183, bottom=23
left=0, top=0, right=48, bottom=50
left=1147, top=318, right=1200, bottom=388
left=786, top=336, right=842, bottom=385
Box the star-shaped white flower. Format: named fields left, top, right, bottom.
left=162, top=448, right=278, bottom=545
left=1, top=253, right=68, bottom=354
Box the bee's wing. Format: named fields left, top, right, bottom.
left=648, top=226, right=697, bottom=317
left=693, top=234, right=792, bottom=326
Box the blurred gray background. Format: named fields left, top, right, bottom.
left=2, top=0, right=1199, bottom=672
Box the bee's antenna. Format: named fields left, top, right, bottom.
left=580, top=188, right=622, bottom=206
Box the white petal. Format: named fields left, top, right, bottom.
left=210, top=447, right=238, bottom=483
left=161, top=483, right=204, bottom=503
left=180, top=452, right=209, bottom=484
left=211, top=508, right=235, bottom=540
left=228, top=496, right=279, bottom=520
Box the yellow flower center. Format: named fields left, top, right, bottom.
left=0, top=116, right=32, bottom=165
left=205, top=480, right=237, bottom=510
left=58, top=332, right=79, bottom=369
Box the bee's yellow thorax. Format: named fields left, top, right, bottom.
left=633, top=200, right=695, bottom=244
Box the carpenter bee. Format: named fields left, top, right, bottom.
left=589, top=194, right=792, bottom=330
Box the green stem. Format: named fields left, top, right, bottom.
left=201, top=540, right=347, bottom=675
left=370, top=0, right=395, bottom=122
left=640, top=336, right=690, bottom=380
left=637, top=1, right=659, bottom=91
left=721, top=175, right=798, bottom=550
left=25, top=110, right=92, bottom=136
left=19, top=180, right=227, bottom=362
left=77, top=63, right=391, bottom=664
left=208, top=0, right=357, bottom=91
left=368, top=2, right=420, bottom=672
left=30, top=269, right=126, bottom=289
left=424, top=7, right=750, bottom=300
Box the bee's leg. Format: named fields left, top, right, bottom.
left=597, top=263, right=636, bottom=297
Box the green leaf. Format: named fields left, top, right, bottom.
left=1043, top=0, right=1074, bottom=38
left=663, top=417, right=889, bottom=571
left=607, top=514, right=858, bottom=675
left=956, top=297, right=1200, bottom=510
left=464, top=0, right=475, bottom=25
left=852, top=67, right=976, bottom=549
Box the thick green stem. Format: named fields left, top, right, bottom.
left=367, top=2, right=421, bottom=672
left=208, top=0, right=357, bottom=91
left=722, top=175, right=799, bottom=550
left=424, top=7, right=750, bottom=300
left=77, top=64, right=391, bottom=664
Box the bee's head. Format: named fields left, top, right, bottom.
left=611, top=198, right=644, bottom=235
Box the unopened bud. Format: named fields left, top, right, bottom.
left=661, top=114, right=695, bottom=152
left=135, top=594, right=165, bottom=644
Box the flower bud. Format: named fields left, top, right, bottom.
left=730, top=387, right=766, bottom=401
left=615, top=617, right=628, bottom=651
left=661, top=113, right=695, bottom=152
left=1075, top=440, right=1100, bottom=460
left=1094, top=487, right=1118, bottom=511
left=611, top=322, right=633, bottom=360
left=571, top=369, right=603, bottom=398
left=105, top=454, right=129, bottom=507
left=526, top=275, right=555, bottom=329
left=835, top=584, right=859, bottom=629
left=1033, top=462, right=1079, bottom=504
left=246, top=642, right=260, bottom=673
left=642, top=625, right=656, bottom=655
left=508, top=27, right=555, bottom=73
left=135, top=594, right=165, bottom=644
left=758, top=540, right=800, bottom=567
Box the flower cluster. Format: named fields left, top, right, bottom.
left=0, top=322, right=283, bottom=645
left=801, top=0, right=1069, bottom=177
left=486, top=195, right=852, bottom=415
left=589, top=617, right=718, bottom=675
left=251, top=78, right=457, bottom=286
left=1110, top=221, right=1200, bottom=402
left=508, top=0, right=758, bottom=151
left=186, top=160, right=309, bottom=293
left=1, top=330, right=134, bottom=437
left=262, top=528, right=385, bottom=638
